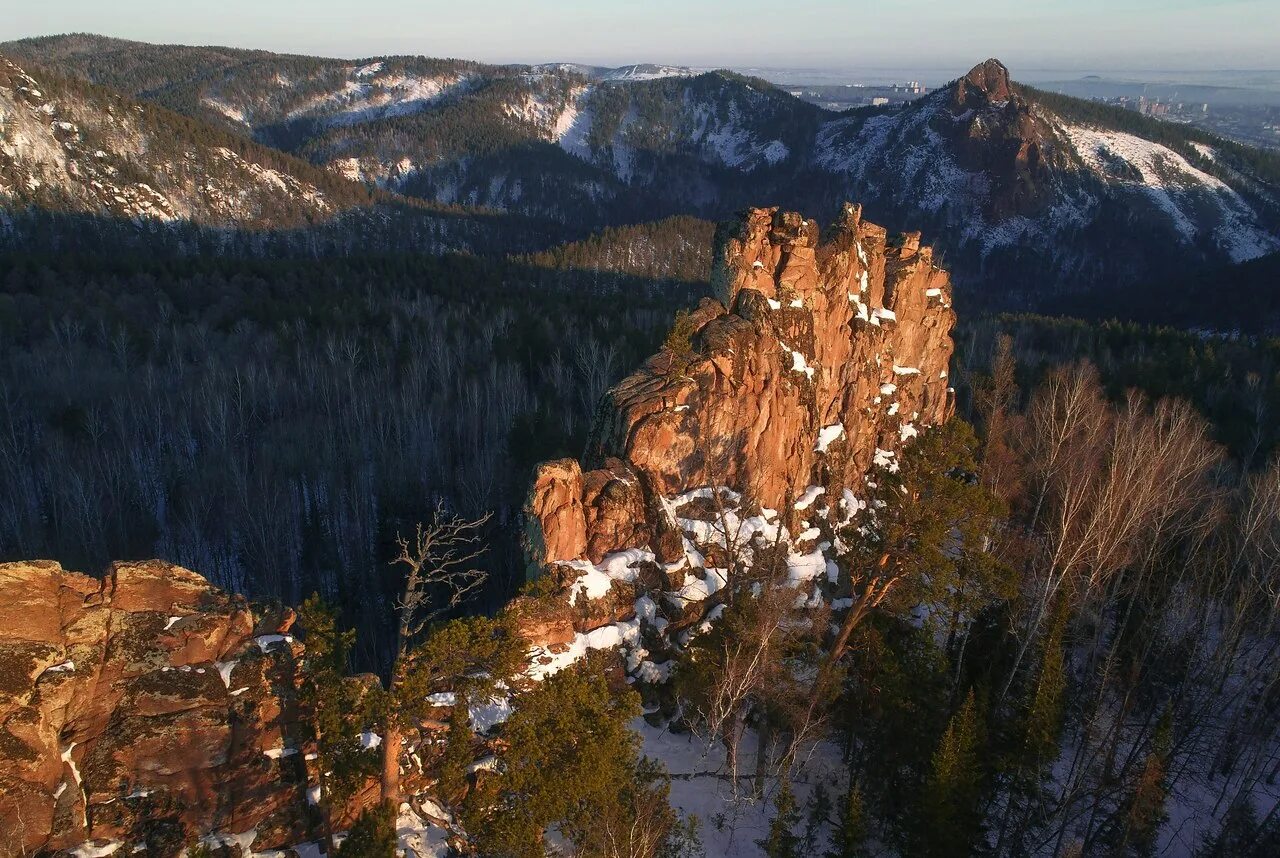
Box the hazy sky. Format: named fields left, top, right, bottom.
left=3, top=0, right=1276, bottom=72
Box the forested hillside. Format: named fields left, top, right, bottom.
left=7, top=37, right=1279, bottom=314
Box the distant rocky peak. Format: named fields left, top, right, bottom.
left=958, top=57, right=1013, bottom=104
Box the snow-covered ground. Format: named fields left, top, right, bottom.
left=1062, top=124, right=1280, bottom=262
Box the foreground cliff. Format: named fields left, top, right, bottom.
left=524, top=204, right=955, bottom=626
left=0, top=561, right=309, bottom=856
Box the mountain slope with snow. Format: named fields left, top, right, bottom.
left=0, top=54, right=363, bottom=226
left=4, top=37, right=1279, bottom=307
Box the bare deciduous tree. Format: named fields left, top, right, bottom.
left=381, top=503, right=493, bottom=804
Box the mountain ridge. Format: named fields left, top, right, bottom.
left=3, top=35, right=1279, bottom=311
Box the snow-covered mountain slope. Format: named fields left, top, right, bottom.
left=5, top=37, right=1279, bottom=306
left=811, top=60, right=1280, bottom=300
left=0, top=54, right=357, bottom=226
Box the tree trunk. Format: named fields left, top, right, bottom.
left=381, top=721, right=402, bottom=806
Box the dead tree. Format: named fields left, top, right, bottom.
left=382, top=502, right=492, bottom=804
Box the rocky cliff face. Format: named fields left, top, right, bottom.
left=522, top=205, right=955, bottom=637
left=0, top=561, right=309, bottom=857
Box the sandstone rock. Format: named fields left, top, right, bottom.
left=0, top=561, right=310, bottom=857
left=523, top=204, right=956, bottom=573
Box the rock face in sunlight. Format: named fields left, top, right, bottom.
left=522, top=204, right=955, bottom=630
left=0, top=561, right=309, bottom=856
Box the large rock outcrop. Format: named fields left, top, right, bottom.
left=0, top=561, right=309, bottom=857
left=523, top=204, right=955, bottom=603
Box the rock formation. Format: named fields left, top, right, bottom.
left=523, top=204, right=956, bottom=633
left=0, top=561, right=310, bottom=857
left=946, top=59, right=1055, bottom=220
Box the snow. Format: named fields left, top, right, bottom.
left=394, top=802, right=453, bottom=858
left=815, top=423, right=846, bottom=452
left=601, top=64, right=696, bottom=82
left=263, top=746, right=298, bottom=760
left=553, top=86, right=595, bottom=160
left=636, top=718, right=848, bottom=857
left=201, top=97, right=249, bottom=125
left=254, top=634, right=292, bottom=652
left=526, top=617, right=644, bottom=681
left=215, top=660, right=238, bottom=689
left=761, top=140, right=790, bottom=164
left=786, top=547, right=827, bottom=587
left=892, top=364, right=920, bottom=376
left=68, top=842, right=122, bottom=858
left=794, top=485, right=826, bottom=511
left=565, top=547, right=654, bottom=605
left=43, top=660, right=75, bottom=675
left=1190, top=141, right=1216, bottom=161
left=163, top=615, right=185, bottom=630
left=359, top=731, right=382, bottom=750
left=199, top=830, right=258, bottom=857
left=781, top=344, right=815, bottom=379
left=880, top=382, right=897, bottom=396
left=1063, top=124, right=1280, bottom=262
left=468, top=692, right=514, bottom=733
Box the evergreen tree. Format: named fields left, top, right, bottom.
left=758, top=778, right=802, bottom=858
left=336, top=801, right=397, bottom=858
left=917, top=689, right=986, bottom=856
left=803, top=782, right=834, bottom=852
left=828, top=784, right=869, bottom=858
left=298, top=595, right=379, bottom=850
left=995, top=598, right=1068, bottom=854
left=1198, top=799, right=1280, bottom=857
left=1118, top=708, right=1173, bottom=857
left=436, top=692, right=474, bottom=804
left=469, top=652, right=672, bottom=858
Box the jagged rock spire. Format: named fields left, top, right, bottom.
left=964, top=58, right=1012, bottom=100
left=523, top=205, right=956, bottom=578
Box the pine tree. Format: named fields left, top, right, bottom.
left=996, top=599, right=1068, bottom=854
left=828, top=784, right=869, bottom=858
left=436, top=692, right=473, bottom=804
left=336, top=801, right=397, bottom=858
left=469, top=652, right=670, bottom=858
left=1119, top=708, right=1173, bottom=856
left=1023, top=600, right=1068, bottom=766
left=917, top=689, right=986, bottom=856
left=758, top=778, right=802, bottom=858
left=803, top=782, right=834, bottom=852
left=298, top=595, right=379, bottom=851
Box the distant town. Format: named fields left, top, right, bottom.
left=788, top=81, right=931, bottom=110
